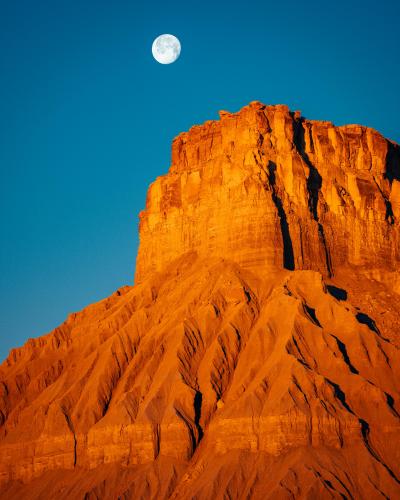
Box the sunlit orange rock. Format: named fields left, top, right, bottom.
left=0, top=102, right=399, bottom=499
left=136, top=102, right=400, bottom=284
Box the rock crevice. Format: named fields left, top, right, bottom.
left=0, top=102, right=400, bottom=499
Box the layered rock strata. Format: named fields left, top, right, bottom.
left=1, top=102, right=400, bottom=499
left=136, top=102, right=400, bottom=284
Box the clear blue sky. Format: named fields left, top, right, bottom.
left=0, top=0, right=399, bottom=361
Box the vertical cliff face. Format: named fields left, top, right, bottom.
left=136, top=102, right=400, bottom=283
left=0, top=103, right=400, bottom=499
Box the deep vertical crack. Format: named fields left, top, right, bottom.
left=267, top=161, right=295, bottom=270
left=293, top=118, right=333, bottom=277
left=194, top=390, right=203, bottom=443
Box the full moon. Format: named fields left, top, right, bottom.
left=152, top=34, right=181, bottom=64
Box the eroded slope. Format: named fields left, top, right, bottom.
left=1, top=254, right=399, bottom=498
left=1, top=101, right=400, bottom=499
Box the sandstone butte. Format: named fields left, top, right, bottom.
left=1, top=101, right=400, bottom=499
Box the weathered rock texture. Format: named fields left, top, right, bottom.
left=1, top=102, right=400, bottom=499
left=136, top=102, right=400, bottom=285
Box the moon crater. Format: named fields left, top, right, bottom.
left=152, top=34, right=181, bottom=64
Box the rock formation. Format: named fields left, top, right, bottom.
left=1, top=102, right=400, bottom=499
left=137, top=102, right=400, bottom=284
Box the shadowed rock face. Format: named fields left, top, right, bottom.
left=1, top=102, right=400, bottom=499
left=136, top=102, right=400, bottom=285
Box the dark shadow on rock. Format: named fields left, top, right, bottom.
left=303, top=303, right=321, bottom=327
left=359, top=417, right=400, bottom=484
left=372, top=175, right=395, bottom=225
left=385, top=392, right=400, bottom=418
left=292, top=118, right=333, bottom=277
left=326, top=379, right=354, bottom=414
left=194, top=391, right=204, bottom=442
left=356, top=312, right=379, bottom=334
left=267, top=161, right=295, bottom=270
left=356, top=312, right=390, bottom=342
left=327, top=285, right=347, bottom=301
left=384, top=198, right=395, bottom=225
left=331, top=334, right=359, bottom=374
left=385, top=141, right=400, bottom=183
